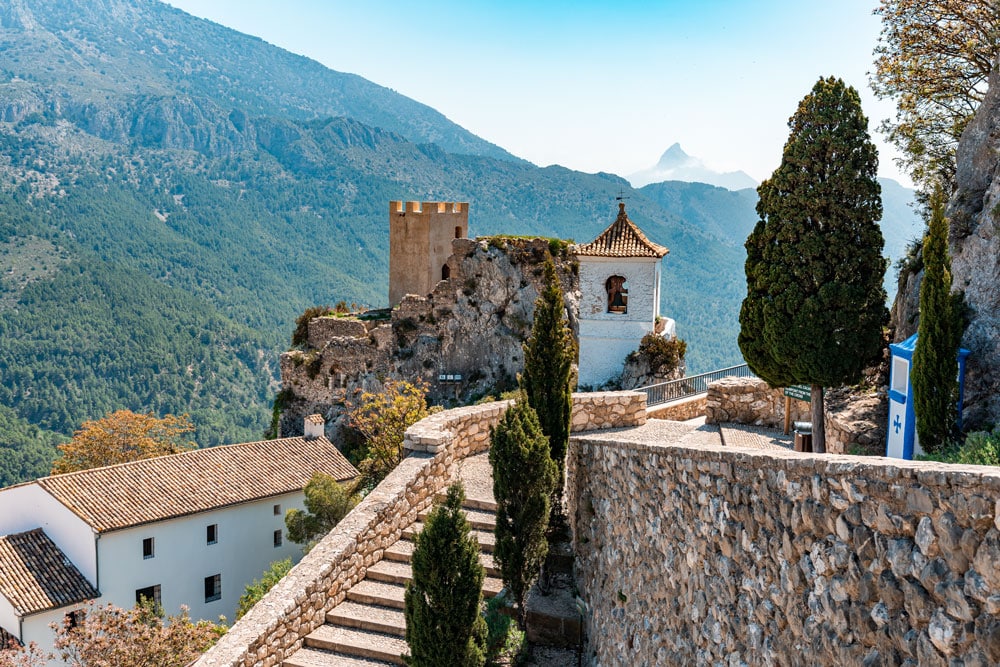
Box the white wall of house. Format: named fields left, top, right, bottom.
left=578, top=256, right=663, bottom=387
left=0, top=484, right=97, bottom=585
left=96, top=491, right=308, bottom=623
left=22, top=606, right=78, bottom=666
left=0, top=594, right=18, bottom=643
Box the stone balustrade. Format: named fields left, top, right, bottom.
left=566, top=431, right=1000, bottom=666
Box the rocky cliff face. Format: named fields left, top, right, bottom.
left=943, top=66, right=1000, bottom=428
left=278, top=237, right=581, bottom=439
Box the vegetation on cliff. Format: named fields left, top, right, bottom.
left=872, top=0, right=999, bottom=189
left=739, top=77, right=887, bottom=453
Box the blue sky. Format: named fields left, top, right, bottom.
left=164, top=0, right=906, bottom=186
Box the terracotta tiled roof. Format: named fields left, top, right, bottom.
left=0, top=529, right=98, bottom=615
left=305, top=414, right=324, bottom=425
left=37, top=436, right=358, bottom=533
left=575, top=203, right=669, bottom=258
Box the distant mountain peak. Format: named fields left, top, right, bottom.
left=630, top=144, right=757, bottom=191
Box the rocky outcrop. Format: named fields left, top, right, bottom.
left=945, top=65, right=1000, bottom=429
left=279, top=237, right=581, bottom=439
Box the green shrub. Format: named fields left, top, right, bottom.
left=236, top=559, right=292, bottom=620
left=932, top=428, right=1000, bottom=466
left=489, top=394, right=557, bottom=623
left=404, top=483, right=487, bottom=667
left=633, top=333, right=687, bottom=372
left=291, top=305, right=332, bottom=348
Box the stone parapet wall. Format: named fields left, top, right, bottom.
left=570, top=391, right=646, bottom=432
left=566, top=433, right=1000, bottom=666
left=705, top=376, right=809, bottom=429
left=195, top=391, right=644, bottom=667
left=647, top=394, right=705, bottom=421
left=705, top=377, right=887, bottom=455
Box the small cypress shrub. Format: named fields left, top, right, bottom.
left=404, top=483, right=486, bottom=667
left=489, top=394, right=557, bottom=622
left=521, top=258, right=574, bottom=494
left=912, top=185, right=963, bottom=453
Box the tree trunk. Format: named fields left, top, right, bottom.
left=811, top=385, right=826, bottom=453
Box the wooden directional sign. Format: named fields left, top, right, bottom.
left=784, top=385, right=811, bottom=402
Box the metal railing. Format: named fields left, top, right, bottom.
left=639, top=364, right=754, bottom=407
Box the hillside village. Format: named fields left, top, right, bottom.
left=1, top=1, right=1000, bottom=666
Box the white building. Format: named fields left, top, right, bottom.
left=0, top=419, right=357, bottom=658
left=575, top=202, right=674, bottom=388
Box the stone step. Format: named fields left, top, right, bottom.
left=346, top=580, right=407, bottom=610
left=326, top=601, right=406, bottom=638
left=283, top=646, right=395, bottom=667
left=347, top=573, right=504, bottom=611
left=383, top=539, right=499, bottom=576
left=433, top=492, right=497, bottom=513
left=365, top=559, right=413, bottom=586
left=304, top=625, right=407, bottom=665
left=401, top=522, right=495, bottom=554
left=418, top=505, right=497, bottom=531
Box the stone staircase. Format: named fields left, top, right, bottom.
left=283, top=479, right=500, bottom=667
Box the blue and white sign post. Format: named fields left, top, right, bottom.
left=885, top=334, right=970, bottom=459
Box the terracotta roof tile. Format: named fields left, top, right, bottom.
left=37, top=436, right=358, bottom=533
left=0, top=529, right=98, bottom=615
left=575, top=203, right=669, bottom=258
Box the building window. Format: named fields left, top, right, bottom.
left=207, top=524, right=218, bottom=545
left=606, top=275, right=628, bottom=314
left=142, top=537, right=154, bottom=559
left=64, top=609, right=85, bottom=629
left=204, top=574, right=221, bottom=603
left=135, top=584, right=161, bottom=607
left=441, top=264, right=451, bottom=280
left=273, top=529, right=283, bottom=548
left=454, top=225, right=462, bottom=239
left=273, top=504, right=281, bottom=516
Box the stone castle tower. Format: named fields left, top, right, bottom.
left=575, top=202, right=673, bottom=387
left=388, top=201, right=469, bottom=306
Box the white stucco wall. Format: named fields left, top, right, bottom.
left=96, top=491, right=307, bottom=624
left=577, top=256, right=662, bottom=387
left=0, top=484, right=97, bottom=584
left=0, top=594, right=18, bottom=642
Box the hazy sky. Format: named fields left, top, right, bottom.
left=164, top=0, right=908, bottom=186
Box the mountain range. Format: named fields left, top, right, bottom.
left=0, top=0, right=923, bottom=486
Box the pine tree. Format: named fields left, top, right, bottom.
left=739, top=76, right=887, bottom=453
left=521, top=258, right=574, bottom=493
left=489, top=394, right=557, bottom=622
left=404, top=483, right=486, bottom=667
left=912, top=185, right=963, bottom=452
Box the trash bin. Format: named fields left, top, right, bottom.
left=793, top=421, right=812, bottom=453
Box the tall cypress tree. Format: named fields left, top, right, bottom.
left=521, top=258, right=574, bottom=493
left=912, top=186, right=962, bottom=452
left=489, top=393, right=557, bottom=623
left=404, top=483, right=486, bottom=667
left=739, top=76, right=887, bottom=453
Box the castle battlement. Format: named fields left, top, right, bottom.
left=389, top=200, right=470, bottom=306
left=390, top=201, right=468, bottom=215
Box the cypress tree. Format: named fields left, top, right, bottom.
left=912, top=186, right=962, bottom=452
left=489, top=394, right=557, bottom=623
left=521, top=258, right=574, bottom=493
left=404, top=483, right=487, bottom=667
left=738, top=76, right=887, bottom=453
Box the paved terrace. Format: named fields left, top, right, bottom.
left=588, top=416, right=794, bottom=451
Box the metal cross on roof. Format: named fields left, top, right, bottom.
left=615, top=187, right=631, bottom=203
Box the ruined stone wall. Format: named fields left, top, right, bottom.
left=567, top=433, right=1000, bottom=667
left=279, top=236, right=580, bottom=440
left=194, top=391, right=644, bottom=667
